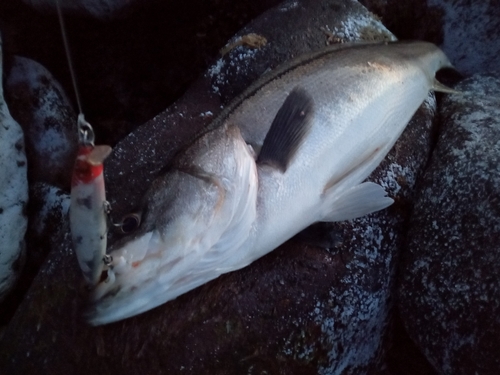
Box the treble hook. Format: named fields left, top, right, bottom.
left=104, top=199, right=142, bottom=234
left=77, top=113, right=95, bottom=147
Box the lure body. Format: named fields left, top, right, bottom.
left=70, top=144, right=111, bottom=285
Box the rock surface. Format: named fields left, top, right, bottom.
left=359, top=0, right=500, bottom=75
left=399, top=73, right=500, bottom=375
left=424, top=0, right=500, bottom=75
left=21, top=0, right=141, bottom=19
left=0, top=1, right=433, bottom=374
left=6, top=56, right=78, bottom=190
left=0, top=38, right=28, bottom=302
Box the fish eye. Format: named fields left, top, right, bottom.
left=120, top=213, right=141, bottom=233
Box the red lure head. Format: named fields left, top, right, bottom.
left=71, top=145, right=104, bottom=186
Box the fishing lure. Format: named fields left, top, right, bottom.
left=69, top=114, right=112, bottom=286
left=55, top=1, right=114, bottom=286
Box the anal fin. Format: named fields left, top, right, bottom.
left=321, top=182, right=394, bottom=222
left=257, top=87, right=314, bottom=172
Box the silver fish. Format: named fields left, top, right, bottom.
left=88, top=41, right=456, bottom=325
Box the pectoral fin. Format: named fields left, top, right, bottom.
left=321, top=182, right=394, bottom=222
left=257, top=87, right=314, bottom=172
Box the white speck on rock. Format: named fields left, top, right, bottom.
left=207, top=58, right=225, bottom=78
left=279, top=1, right=299, bottom=12
left=206, top=46, right=260, bottom=95
left=332, top=13, right=396, bottom=42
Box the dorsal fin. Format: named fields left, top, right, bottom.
left=257, top=87, right=314, bottom=172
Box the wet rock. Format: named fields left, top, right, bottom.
left=32, top=183, right=70, bottom=245
left=382, top=312, right=440, bottom=375
left=21, top=0, right=141, bottom=20
left=357, top=1, right=433, bottom=41
left=0, top=182, right=70, bottom=328
left=359, top=0, right=500, bottom=75
left=0, top=37, right=28, bottom=302
left=19, top=182, right=70, bottom=305
left=6, top=56, right=78, bottom=190
left=399, top=73, right=500, bottom=375
left=0, top=1, right=437, bottom=374
left=423, top=0, right=500, bottom=75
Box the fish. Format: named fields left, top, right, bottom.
left=70, top=139, right=112, bottom=286
left=87, top=41, right=457, bottom=325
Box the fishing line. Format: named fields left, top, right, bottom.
left=55, top=0, right=83, bottom=115
left=56, top=0, right=95, bottom=147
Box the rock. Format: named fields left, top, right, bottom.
left=18, top=182, right=70, bottom=306
left=0, top=55, right=77, bottom=326
left=424, top=0, right=500, bottom=75
left=356, top=1, right=431, bottom=41
left=358, top=0, right=500, bottom=75
left=6, top=56, right=78, bottom=190
left=0, top=1, right=437, bottom=374
left=382, top=312, right=440, bottom=375
left=0, top=37, right=28, bottom=302
left=32, top=183, right=70, bottom=245
left=0, top=182, right=70, bottom=328
left=399, top=73, right=500, bottom=375
left=20, top=0, right=141, bottom=20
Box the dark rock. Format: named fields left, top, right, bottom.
left=6, top=56, right=78, bottom=190
left=21, top=0, right=144, bottom=20
left=359, top=0, right=500, bottom=75
left=382, top=311, right=439, bottom=375
left=422, top=0, right=500, bottom=74
left=1, top=56, right=77, bottom=325
left=0, top=0, right=282, bottom=145
left=357, top=1, right=434, bottom=41
left=0, top=183, right=69, bottom=327
left=399, top=73, right=500, bottom=375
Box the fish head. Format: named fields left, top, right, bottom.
left=86, top=124, right=258, bottom=325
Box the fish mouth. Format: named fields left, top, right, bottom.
left=86, top=125, right=259, bottom=325
left=85, top=216, right=253, bottom=326
left=85, top=230, right=198, bottom=325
